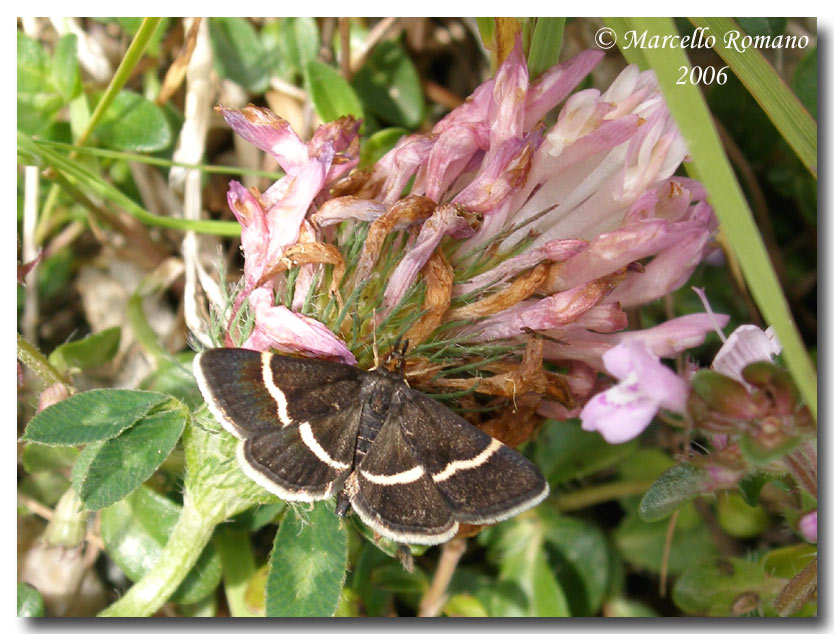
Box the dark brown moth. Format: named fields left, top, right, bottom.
left=194, top=348, right=549, bottom=544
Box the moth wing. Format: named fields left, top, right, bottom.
left=350, top=412, right=458, bottom=545
left=396, top=387, right=549, bottom=524
left=194, top=349, right=363, bottom=501
left=194, top=348, right=364, bottom=437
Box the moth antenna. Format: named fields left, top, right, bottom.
left=397, top=339, right=410, bottom=377
left=372, top=309, right=380, bottom=369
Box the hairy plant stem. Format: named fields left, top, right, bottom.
left=418, top=538, right=467, bottom=617
left=98, top=493, right=224, bottom=617
left=17, top=333, right=71, bottom=387
left=773, top=557, right=817, bottom=616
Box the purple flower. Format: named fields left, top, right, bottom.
left=580, top=339, right=689, bottom=444
left=798, top=510, right=817, bottom=543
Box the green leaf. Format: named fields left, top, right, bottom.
left=617, top=448, right=675, bottom=483
left=349, top=541, right=395, bottom=616
left=17, top=31, right=52, bottom=94
left=21, top=444, right=79, bottom=474
left=77, top=405, right=187, bottom=510
left=352, top=40, right=424, bottom=128
left=738, top=430, right=800, bottom=466
left=17, top=583, right=45, bottom=617
left=213, top=528, right=262, bottom=617
left=265, top=502, right=348, bottom=616
left=70, top=440, right=103, bottom=489
left=603, top=596, right=658, bottom=617
left=734, top=17, right=786, bottom=37
left=262, top=17, right=319, bottom=83
left=526, top=18, right=565, bottom=79
left=638, top=462, right=707, bottom=522
left=225, top=502, right=284, bottom=532
left=359, top=127, right=406, bottom=169
left=615, top=503, right=719, bottom=575
left=304, top=59, right=364, bottom=123
left=792, top=47, right=817, bottom=119
left=48, top=326, right=121, bottom=374
left=476, top=18, right=496, bottom=50
left=672, top=557, right=785, bottom=616
left=17, top=31, right=63, bottom=135
left=139, top=354, right=203, bottom=410
left=17, top=93, right=64, bottom=137
left=92, top=91, right=172, bottom=152
left=52, top=34, right=82, bottom=101
left=762, top=544, right=817, bottom=579
left=534, top=419, right=638, bottom=485
left=100, top=485, right=222, bottom=605
left=737, top=471, right=771, bottom=506
left=717, top=492, right=770, bottom=538
left=481, top=513, right=570, bottom=616
left=369, top=561, right=428, bottom=595
left=209, top=17, right=269, bottom=93
left=539, top=507, right=610, bottom=615
left=443, top=593, right=489, bottom=617
left=23, top=389, right=169, bottom=445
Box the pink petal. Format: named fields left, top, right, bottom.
left=454, top=238, right=587, bottom=297
left=799, top=510, right=817, bottom=543
left=523, top=49, right=605, bottom=128
left=374, top=134, right=436, bottom=203
left=547, top=219, right=675, bottom=292
left=487, top=35, right=528, bottom=146
left=415, top=123, right=483, bottom=202
left=382, top=204, right=466, bottom=313
left=464, top=279, right=610, bottom=341
left=227, top=181, right=269, bottom=290
left=312, top=196, right=387, bottom=227
left=218, top=105, right=308, bottom=175
left=544, top=313, right=729, bottom=371
left=607, top=222, right=711, bottom=308
left=244, top=288, right=355, bottom=365
left=262, top=153, right=331, bottom=264
left=618, top=313, right=730, bottom=358
left=452, top=133, right=541, bottom=214
left=536, top=399, right=581, bottom=421
left=580, top=375, right=660, bottom=443
left=712, top=325, right=782, bottom=385
left=601, top=339, right=688, bottom=412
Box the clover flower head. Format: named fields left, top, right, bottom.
left=210, top=38, right=725, bottom=447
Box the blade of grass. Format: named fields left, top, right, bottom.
left=688, top=17, right=816, bottom=177
left=604, top=17, right=816, bottom=419
left=34, top=139, right=285, bottom=180
left=526, top=18, right=565, bottom=79
left=76, top=17, right=163, bottom=148
left=19, top=132, right=240, bottom=237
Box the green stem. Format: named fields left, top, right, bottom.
left=18, top=131, right=240, bottom=237
left=98, top=493, right=223, bottom=617
left=550, top=480, right=654, bottom=512
left=76, top=18, right=163, bottom=148
left=17, top=333, right=71, bottom=387
left=214, top=529, right=262, bottom=617
left=127, top=288, right=170, bottom=366
left=34, top=139, right=284, bottom=180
